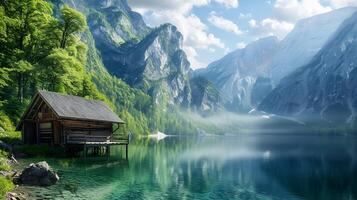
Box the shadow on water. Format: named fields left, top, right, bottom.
left=19, top=134, right=357, bottom=200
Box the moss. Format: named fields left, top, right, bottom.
left=0, top=176, right=14, bottom=200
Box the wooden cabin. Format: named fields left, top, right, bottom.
left=16, top=91, right=127, bottom=147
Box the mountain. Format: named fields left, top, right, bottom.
left=61, top=0, right=191, bottom=107
left=270, top=7, right=357, bottom=84
left=62, top=0, right=150, bottom=43
left=251, top=77, right=273, bottom=107
left=190, top=76, right=221, bottom=114
left=108, top=24, right=192, bottom=106
left=194, top=36, right=279, bottom=111
left=258, top=11, right=357, bottom=125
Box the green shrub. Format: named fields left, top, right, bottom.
left=0, top=112, right=21, bottom=144
left=0, top=150, right=10, bottom=171
left=0, top=158, right=10, bottom=171
left=0, top=112, right=14, bottom=132
left=0, top=176, right=14, bottom=199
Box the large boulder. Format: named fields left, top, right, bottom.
left=19, top=161, right=59, bottom=186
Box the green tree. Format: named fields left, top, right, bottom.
left=0, top=0, right=55, bottom=101
left=59, top=5, right=87, bottom=48
left=38, top=48, right=84, bottom=94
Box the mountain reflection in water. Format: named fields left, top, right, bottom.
left=20, top=134, right=357, bottom=200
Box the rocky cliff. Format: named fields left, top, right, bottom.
left=190, top=76, right=221, bottom=114
left=258, top=11, right=357, bottom=125
left=194, top=36, right=278, bottom=111
left=59, top=0, right=192, bottom=107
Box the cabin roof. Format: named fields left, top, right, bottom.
left=17, top=91, right=124, bottom=130
left=39, top=91, right=124, bottom=123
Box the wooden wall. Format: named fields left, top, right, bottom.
left=62, top=120, right=112, bottom=136
left=23, top=121, right=36, bottom=144
left=22, top=100, right=115, bottom=145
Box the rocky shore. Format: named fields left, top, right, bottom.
left=0, top=140, right=59, bottom=199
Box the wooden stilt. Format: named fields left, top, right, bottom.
left=125, top=144, right=128, bottom=160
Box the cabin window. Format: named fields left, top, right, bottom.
left=39, top=122, right=53, bottom=144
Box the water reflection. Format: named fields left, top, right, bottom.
left=21, top=134, right=357, bottom=200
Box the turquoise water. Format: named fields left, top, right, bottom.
left=20, top=134, right=357, bottom=200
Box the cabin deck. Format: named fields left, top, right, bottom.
left=66, top=134, right=129, bottom=159
left=66, top=141, right=128, bottom=145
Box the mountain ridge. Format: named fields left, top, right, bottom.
left=258, top=10, right=357, bottom=125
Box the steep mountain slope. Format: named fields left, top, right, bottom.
left=61, top=0, right=191, bottom=107
left=258, top=11, right=357, bottom=124
left=270, top=7, right=357, bottom=84
left=194, top=36, right=278, bottom=111
left=62, top=0, right=149, bottom=43
left=48, top=0, right=198, bottom=134
left=251, top=77, right=273, bottom=107
left=109, top=24, right=192, bottom=106
left=190, top=76, right=221, bottom=114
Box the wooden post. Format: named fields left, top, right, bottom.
left=36, top=122, right=39, bottom=144
left=125, top=144, right=128, bottom=160
left=106, top=145, right=110, bottom=158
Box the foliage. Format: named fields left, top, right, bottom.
left=0, top=0, right=106, bottom=125
left=58, top=5, right=87, bottom=48
left=0, top=149, right=10, bottom=171
left=0, top=0, right=197, bottom=140
left=0, top=176, right=14, bottom=199
left=0, top=111, right=21, bottom=144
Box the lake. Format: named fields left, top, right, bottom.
left=19, top=134, right=357, bottom=200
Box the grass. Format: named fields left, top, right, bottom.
left=0, top=150, right=10, bottom=171
left=0, top=149, right=13, bottom=200
left=0, top=176, right=14, bottom=200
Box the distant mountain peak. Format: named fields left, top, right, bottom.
left=270, top=6, right=357, bottom=84
left=194, top=36, right=279, bottom=111
left=259, top=11, right=357, bottom=124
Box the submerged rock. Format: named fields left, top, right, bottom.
left=19, top=161, right=59, bottom=186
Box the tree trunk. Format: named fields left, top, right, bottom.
left=18, top=73, right=24, bottom=102
left=60, top=27, right=68, bottom=49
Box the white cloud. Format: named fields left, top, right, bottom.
left=240, top=13, right=252, bottom=19
left=248, top=0, right=330, bottom=41
left=183, top=46, right=205, bottom=69
left=274, top=0, right=332, bottom=23
left=248, top=19, right=257, bottom=28
left=129, top=0, right=238, bottom=13
left=208, top=13, right=243, bottom=35
left=128, top=0, right=230, bottom=69
left=128, top=0, right=208, bottom=13
left=236, top=42, right=247, bottom=49
left=249, top=18, right=294, bottom=40
left=214, top=0, right=239, bottom=8
left=328, top=0, right=357, bottom=8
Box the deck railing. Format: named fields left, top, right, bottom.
left=66, top=134, right=129, bottom=144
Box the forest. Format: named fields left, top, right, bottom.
left=0, top=0, right=197, bottom=142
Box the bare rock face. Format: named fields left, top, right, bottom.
left=259, top=12, right=357, bottom=124
left=20, top=161, right=59, bottom=186
left=251, top=77, right=273, bottom=107
left=194, top=36, right=278, bottom=111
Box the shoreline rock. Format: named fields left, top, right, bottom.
left=19, top=161, right=59, bottom=186
left=6, top=190, right=27, bottom=200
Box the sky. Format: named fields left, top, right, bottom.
left=128, top=0, right=357, bottom=69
